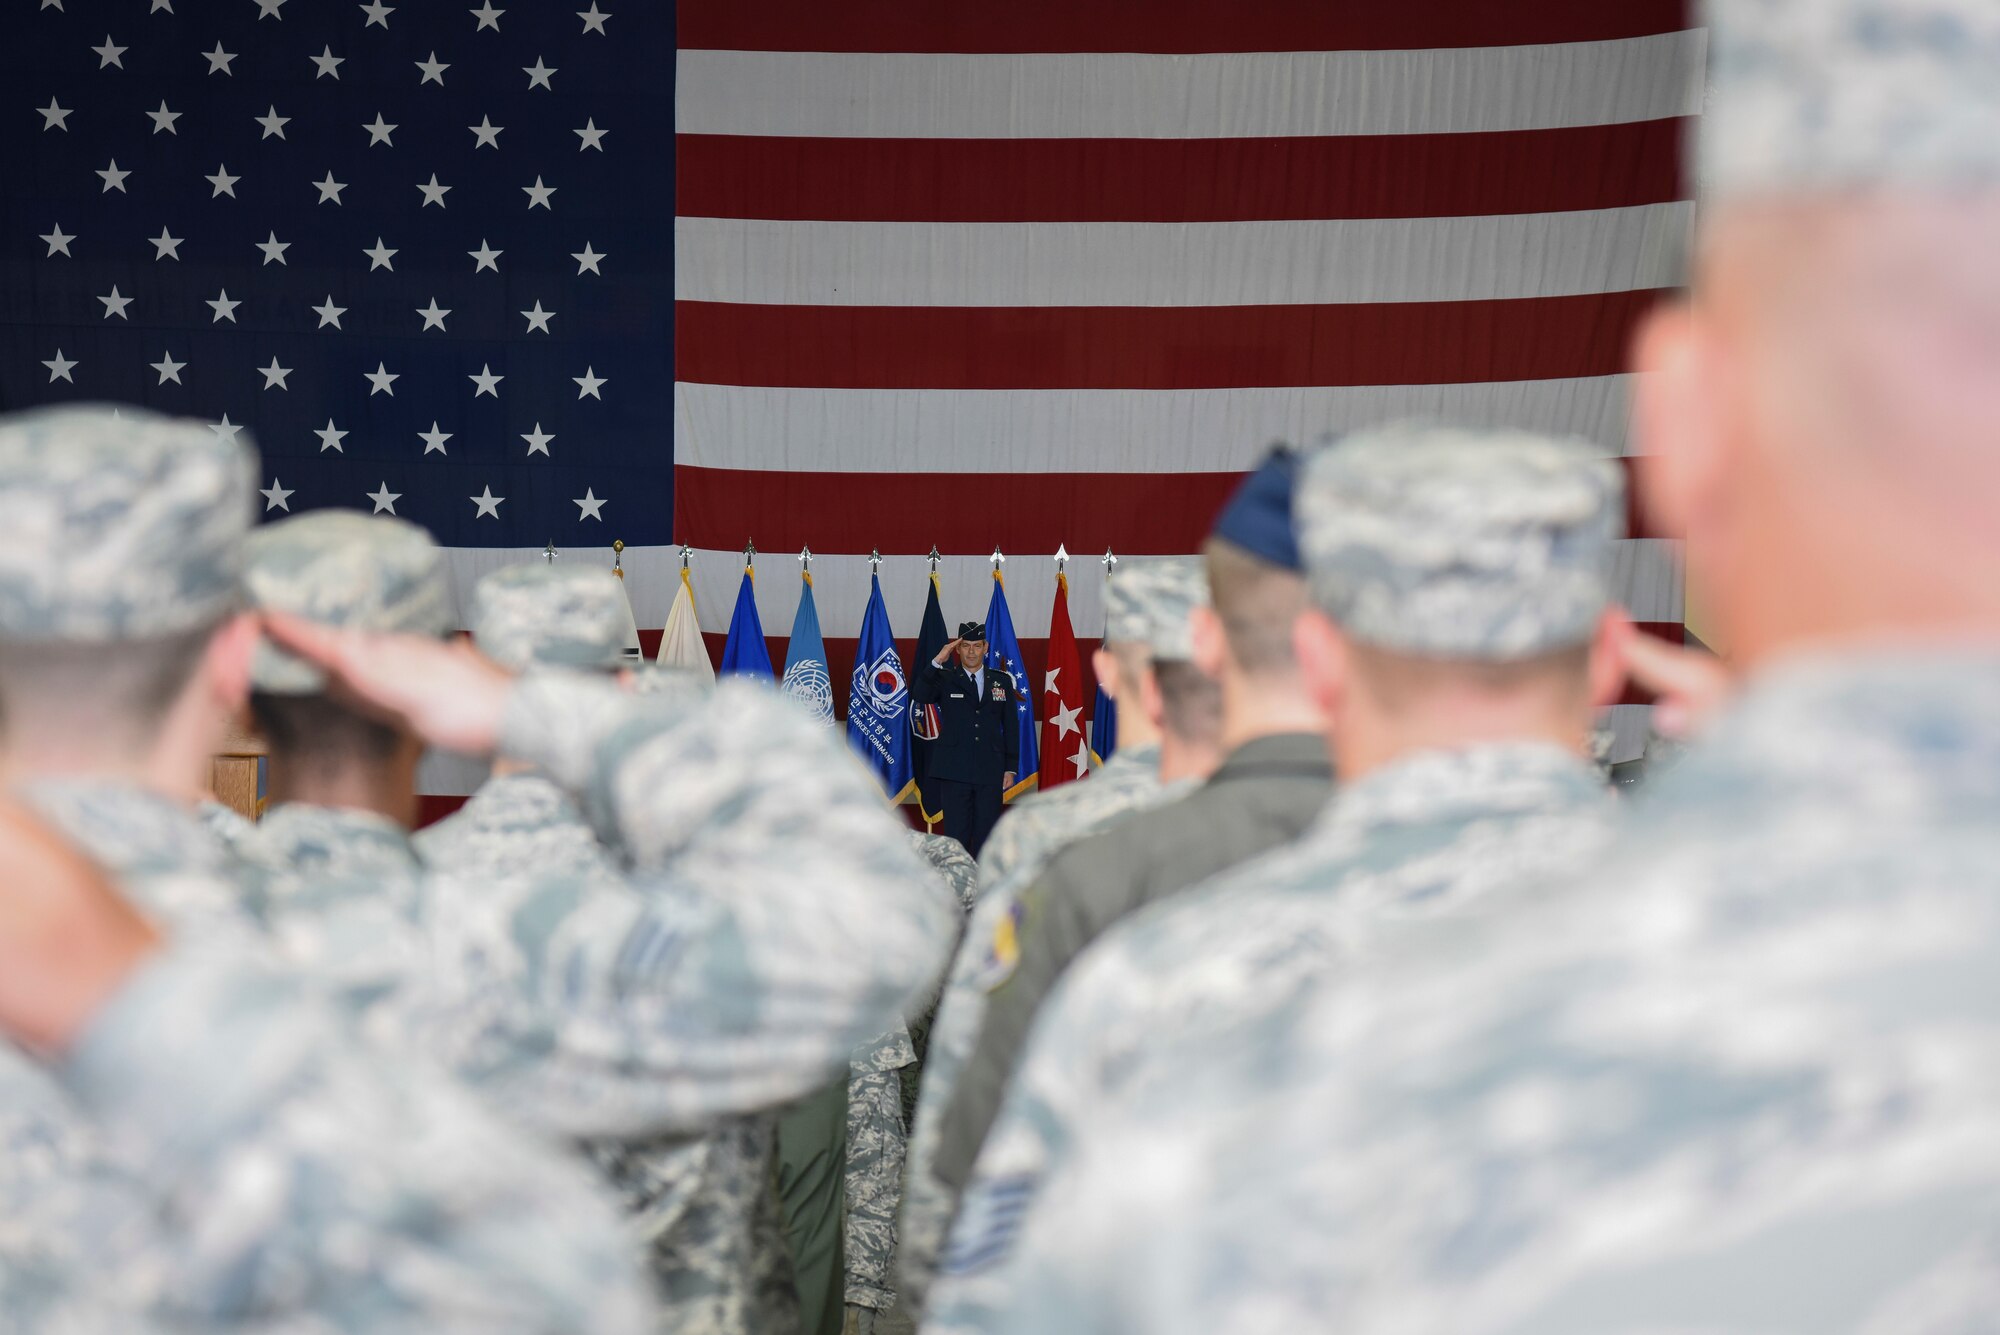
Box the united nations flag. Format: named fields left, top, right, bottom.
left=782, top=571, right=835, bottom=726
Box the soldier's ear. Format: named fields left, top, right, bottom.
left=1189, top=605, right=1228, bottom=680
left=1090, top=646, right=1121, bottom=701
left=1292, top=608, right=1346, bottom=720
left=1631, top=299, right=1721, bottom=548
left=1137, top=660, right=1168, bottom=731
left=202, top=612, right=261, bottom=710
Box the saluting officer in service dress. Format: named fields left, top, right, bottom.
left=909, top=621, right=1019, bottom=857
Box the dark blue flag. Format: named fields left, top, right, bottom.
left=1090, top=686, right=1118, bottom=765
left=719, top=565, right=772, bottom=679
left=911, top=571, right=949, bottom=825
left=846, top=574, right=914, bottom=803
left=983, top=572, right=1038, bottom=798
left=4, top=3, right=674, bottom=550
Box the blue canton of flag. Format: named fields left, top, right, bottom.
left=719, top=563, right=772, bottom=679
left=780, top=570, right=832, bottom=724
left=983, top=572, right=1038, bottom=798
left=4, top=1, right=673, bottom=550
left=846, top=573, right=914, bottom=803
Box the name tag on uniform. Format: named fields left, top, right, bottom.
left=990, top=683, right=1007, bottom=702
left=949, top=692, right=967, bottom=699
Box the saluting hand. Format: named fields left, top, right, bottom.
left=1621, top=626, right=1732, bottom=739
left=935, top=637, right=962, bottom=665
left=260, top=613, right=517, bottom=757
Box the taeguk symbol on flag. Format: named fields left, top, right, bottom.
left=847, top=573, right=915, bottom=802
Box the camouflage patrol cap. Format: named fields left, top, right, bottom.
left=1296, top=423, right=1624, bottom=660
left=243, top=511, right=454, bottom=693
left=1104, top=557, right=1209, bottom=661
left=631, top=664, right=716, bottom=705
left=471, top=563, right=631, bottom=673
left=0, top=404, right=256, bottom=643
left=1703, top=0, right=2000, bottom=199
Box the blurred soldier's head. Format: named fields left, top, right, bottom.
left=470, top=562, right=636, bottom=775
left=243, top=511, right=454, bottom=827
left=1098, top=557, right=1220, bottom=756
left=1292, top=424, right=1629, bottom=778
left=1636, top=0, right=2000, bottom=662
left=472, top=563, right=635, bottom=677
left=0, top=406, right=260, bottom=798
left=1196, top=447, right=1321, bottom=745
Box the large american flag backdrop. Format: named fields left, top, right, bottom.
left=672, top=2, right=1700, bottom=767
left=7, top=1, right=1700, bottom=794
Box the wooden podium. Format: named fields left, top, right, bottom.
left=210, top=714, right=266, bottom=822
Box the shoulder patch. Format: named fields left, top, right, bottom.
left=974, top=895, right=1029, bottom=992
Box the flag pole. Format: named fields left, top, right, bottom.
left=1091, top=548, right=1121, bottom=767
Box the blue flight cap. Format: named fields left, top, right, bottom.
left=1209, top=445, right=1303, bottom=571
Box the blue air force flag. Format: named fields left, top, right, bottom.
left=719, top=566, right=774, bottom=680
left=846, top=575, right=916, bottom=802
left=782, top=574, right=834, bottom=725
left=984, top=573, right=1039, bottom=798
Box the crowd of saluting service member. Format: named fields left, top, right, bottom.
left=3, top=0, right=2000, bottom=1330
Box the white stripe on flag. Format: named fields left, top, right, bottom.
left=674, top=378, right=1642, bottom=473
left=674, top=206, right=1692, bottom=308
left=675, top=33, right=1707, bottom=140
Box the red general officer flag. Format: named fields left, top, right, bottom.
left=1038, top=570, right=1089, bottom=791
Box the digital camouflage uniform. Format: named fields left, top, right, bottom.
left=970, top=652, right=2000, bottom=1335
left=910, top=829, right=980, bottom=918
left=0, top=405, right=655, bottom=1333
left=417, top=560, right=799, bottom=1335
left=241, top=518, right=960, bottom=1322
left=242, top=527, right=966, bottom=1335
left=196, top=797, right=259, bottom=856
left=899, top=560, right=1208, bottom=1314
left=927, top=425, right=1626, bottom=1331
left=838, top=831, right=978, bottom=1323
left=945, top=5, right=2000, bottom=1324
left=929, top=740, right=1618, bottom=1330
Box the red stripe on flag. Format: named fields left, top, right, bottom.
left=677, top=121, right=1688, bottom=224
left=673, top=458, right=1664, bottom=557
left=675, top=292, right=1666, bottom=391
left=416, top=795, right=469, bottom=829
left=679, top=0, right=1690, bottom=54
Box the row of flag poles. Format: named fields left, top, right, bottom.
left=644, top=544, right=1119, bottom=819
